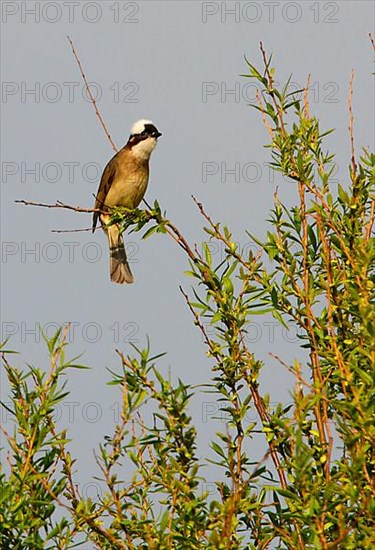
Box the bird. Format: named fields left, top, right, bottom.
left=92, top=119, right=162, bottom=284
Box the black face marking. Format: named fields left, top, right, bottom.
left=128, top=133, right=147, bottom=147
left=144, top=123, right=158, bottom=135
left=127, top=123, right=161, bottom=147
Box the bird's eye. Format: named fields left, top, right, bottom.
left=141, top=130, right=147, bottom=137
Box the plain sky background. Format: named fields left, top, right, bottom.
left=1, top=0, right=374, bottom=532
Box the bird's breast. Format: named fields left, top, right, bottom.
left=105, top=166, right=149, bottom=210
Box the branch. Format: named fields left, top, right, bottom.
left=15, top=199, right=100, bottom=214
left=51, top=227, right=93, bottom=233
left=15, top=197, right=202, bottom=269
left=67, top=35, right=118, bottom=153
left=192, top=195, right=257, bottom=272
left=348, top=69, right=357, bottom=176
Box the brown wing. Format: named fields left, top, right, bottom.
left=92, top=156, right=118, bottom=232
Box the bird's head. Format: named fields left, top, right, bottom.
left=127, top=119, right=162, bottom=160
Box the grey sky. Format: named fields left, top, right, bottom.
left=1, top=0, right=374, bottom=520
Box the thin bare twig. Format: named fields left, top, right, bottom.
left=303, top=74, right=311, bottom=119
left=51, top=227, right=93, bottom=233
left=67, top=35, right=118, bottom=153
left=15, top=199, right=100, bottom=214
left=269, top=353, right=311, bottom=390
left=348, top=69, right=357, bottom=176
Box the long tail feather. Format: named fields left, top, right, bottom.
left=106, top=225, right=134, bottom=284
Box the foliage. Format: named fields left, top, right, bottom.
left=1, top=47, right=374, bottom=549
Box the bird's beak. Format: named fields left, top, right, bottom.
left=153, top=131, right=162, bottom=138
